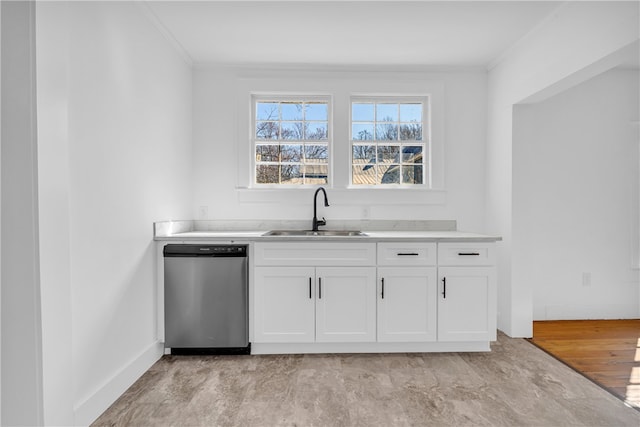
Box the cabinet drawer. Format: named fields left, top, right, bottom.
left=377, top=242, right=437, bottom=266
left=254, top=242, right=376, bottom=266
left=437, top=243, right=495, bottom=266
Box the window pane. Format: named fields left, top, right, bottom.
left=377, top=145, right=399, bottom=162
left=352, top=145, right=376, bottom=163
left=280, top=165, right=302, bottom=184
left=305, top=103, right=328, bottom=120
left=256, top=102, right=279, bottom=120
left=305, top=145, right=328, bottom=163
left=281, top=102, right=303, bottom=120
left=352, top=103, right=374, bottom=121
left=256, top=145, right=280, bottom=162
left=256, top=121, right=279, bottom=139
left=352, top=123, right=374, bottom=140
left=376, top=103, right=398, bottom=121
left=303, top=164, right=328, bottom=185
left=352, top=165, right=376, bottom=185
left=400, top=103, right=422, bottom=122
left=280, top=122, right=303, bottom=140
left=280, top=145, right=302, bottom=162
left=400, top=123, right=422, bottom=140
left=256, top=165, right=280, bottom=183
left=402, top=146, right=423, bottom=163
left=375, top=124, right=398, bottom=140
left=305, top=122, right=328, bottom=140
left=379, top=164, right=400, bottom=184
left=402, top=165, right=423, bottom=184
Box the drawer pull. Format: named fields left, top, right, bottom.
left=458, top=252, right=480, bottom=256
left=397, top=252, right=419, bottom=256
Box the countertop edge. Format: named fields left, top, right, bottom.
left=154, top=234, right=502, bottom=243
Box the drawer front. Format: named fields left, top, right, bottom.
left=377, top=242, right=437, bottom=266
left=254, top=242, right=376, bottom=266
left=437, top=243, right=495, bottom=266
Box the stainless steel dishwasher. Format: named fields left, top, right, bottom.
left=163, top=244, right=249, bottom=354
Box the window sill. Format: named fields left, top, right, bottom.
left=236, top=187, right=447, bottom=205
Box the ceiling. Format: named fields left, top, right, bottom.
left=145, top=1, right=565, bottom=67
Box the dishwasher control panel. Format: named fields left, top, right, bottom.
left=164, top=244, right=247, bottom=257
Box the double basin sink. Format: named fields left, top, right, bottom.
left=263, top=230, right=367, bottom=237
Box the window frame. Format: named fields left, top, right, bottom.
left=349, top=95, right=430, bottom=188
left=251, top=94, right=332, bottom=188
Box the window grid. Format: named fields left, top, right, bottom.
left=253, top=97, right=330, bottom=186
left=351, top=98, right=427, bottom=186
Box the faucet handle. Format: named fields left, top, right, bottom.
left=318, top=217, right=327, bottom=227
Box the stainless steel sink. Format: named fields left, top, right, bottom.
left=262, top=230, right=367, bottom=237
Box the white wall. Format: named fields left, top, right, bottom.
left=486, top=1, right=639, bottom=337
left=1, top=2, right=3, bottom=423
left=36, top=2, right=193, bottom=425
left=193, top=67, right=487, bottom=232
left=36, top=3, right=74, bottom=423
left=513, top=69, right=639, bottom=320
left=1, top=2, right=44, bottom=425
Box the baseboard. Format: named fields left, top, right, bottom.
left=73, top=341, right=164, bottom=426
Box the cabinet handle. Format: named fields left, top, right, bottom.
left=442, top=277, right=446, bottom=299
left=458, top=252, right=480, bottom=256
left=309, top=277, right=312, bottom=299
left=319, top=277, right=322, bottom=299
left=397, top=252, right=419, bottom=256
left=381, top=278, right=385, bottom=299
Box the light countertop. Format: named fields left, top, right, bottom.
left=154, top=222, right=501, bottom=243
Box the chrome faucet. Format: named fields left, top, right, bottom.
left=312, top=187, right=330, bottom=231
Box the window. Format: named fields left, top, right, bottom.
left=351, top=97, right=427, bottom=186
left=253, top=96, right=330, bottom=185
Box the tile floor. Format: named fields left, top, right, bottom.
left=93, top=334, right=640, bottom=426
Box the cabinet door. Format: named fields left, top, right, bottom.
left=315, top=267, right=377, bottom=342
left=377, top=267, right=437, bottom=342
left=437, top=267, right=497, bottom=342
left=254, top=266, right=316, bottom=343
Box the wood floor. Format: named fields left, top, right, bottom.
left=529, top=319, right=640, bottom=410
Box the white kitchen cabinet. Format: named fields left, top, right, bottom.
left=315, top=267, right=377, bottom=342
left=437, top=242, right=495, bottom=266
left=376, top=242, right=437, bottom=266
left=251, top=240, right=498, bottom=353
left=437, top=266, right=496, bottom=342
left=254, top=266, right=376, bottom=343
left=254, top=241, right=376, bottom=266
left=254, top=266, right=315, bottom=343
left=253, top=242, right=378, bottom=344
left=436, top=242, right=497, bottom=342
left=377, top=267, right=437, bottom=342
